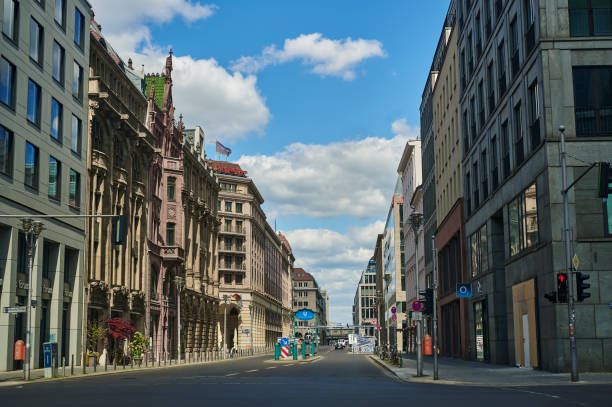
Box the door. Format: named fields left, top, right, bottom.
left=522, top=314, right=530, bottom=368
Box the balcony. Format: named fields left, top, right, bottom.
left=220, top=226, right=246, bottom=236
left=219, top=263, right=246, bottom=272
left=575, top=106, right=612, bottom=137
left=114, top=167, right=128, bottom=185
left=92, top=149, right=109, bottom=171
left=218, top=243, right=246, bottom=254
left=161, top=245, right=184, bottom=261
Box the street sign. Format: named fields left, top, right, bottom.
left=456, top=283, right=472, bottom=298
left=295, top=309, right=315, bottom=320
left=391, top=306, right=397, bottom=314
left=3, top=306, right=26, bottom=314
left=411, top=311, right=423, bottom=321
left=391, top=314, right=397, bottom=322
left=280, top=337, right=289, bottom=347
left=411, top=300, right=422, bottom=312
left=241, top=329, right=250, bottom=334
left=573, top=254, right=579, bottom=270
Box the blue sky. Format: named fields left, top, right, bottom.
left=90, top=0, right=449, bottom=324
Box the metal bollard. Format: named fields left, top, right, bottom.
left=145, top=354, right=148, bottom=368
left=62, top=356, right=66, bottom=377
left=93, top=357, right=97, bottom=373
left=158, top=357, right=161, bottom=368
left=114, top=357, right=117, bottom=370
left=82, top=355, right=86, bottom=374
left=105, top=354, right=108, bottom=371
left=131, top=357, right=134, bottom=369
left=71, top=355, right=74, bottom=376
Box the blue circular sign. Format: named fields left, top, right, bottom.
left=295, top=309, right=315, bottom=320
left=280, top=337, right=289, bottom=347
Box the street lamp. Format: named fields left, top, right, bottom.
left=174, top=276, right=184, bottom=363
left=407, top=211, right=424, bottom=377
left=248, top=304, right=253, bottom=355
left=21, top=219, right=44, bottom=381
left=222, top=295, right=229, bottom=358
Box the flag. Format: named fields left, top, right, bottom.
left=216, top=141, right=231, bottom=157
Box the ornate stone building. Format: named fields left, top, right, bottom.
left=85, top=18, right=155, bottom=354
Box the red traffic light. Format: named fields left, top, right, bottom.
left=558, top=274, right=565, bottom=282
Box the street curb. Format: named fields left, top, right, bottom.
left=368, top=355, right=404, bottom=381
left=0, top=353, right=275, bottom=387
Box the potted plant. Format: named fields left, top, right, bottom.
left=86, top=323, right=107, bottom=366
left=128, top=332, right=149, bottom=366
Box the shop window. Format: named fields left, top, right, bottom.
left=470, top=224, right=488, bottom=277
left=474, top=300, right=489, bottom=361
left=508, top=183, right=539, bottom=256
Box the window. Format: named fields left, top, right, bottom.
left=236, top=202, right=243, bottom=213
left=466, top=171, right=472, bottom=216
left=484, top=0, right=492, bottom=37
left=513, top=103, right=524, bottom=166
left=473, top=161, right=479, bottom=208
left=30, top=18, right=44, bottom=65
left=605, top=189, right=612, bottom=236
left=524, top=0, right=537, bottom=53
left=470, top=97, right=476, bottom=143
left=74, top=8, right=84, bottom=48
left=463, top=110, right=470, bottom=154
left=569, top=0, right=612, bottom=37
left=573, top=66, right=612, bottom=137
left=34, top=0, right=44, bottom=9
left=478, top=81, right=485, bottom=128
left=53, top=41, right=65, bottom=85
left=490, top=136, right=499, bottom=190
left=460, top=50, right=466, bottom=89
left=54, top=0, right=65, bottom=28
left=470, top=224, right=488, bottom=277
left=508, top=183, right=539, bottom=257
left=481, top=149, right=488, bottom=198
left=0, top=124, right=13, bottom=176
left=475, top=13, right=482, bottom=59
left=0, top=57, right=15, bottom=108
left=501, top=121, right=511, bottom=178
left=167, top=177, right=176, bottom=201
left=166, top=223, right=175, bottom=245
left=2, top=0, right=18, bottom=42
left=224, top=273, right=232, bottom=284
left=235, top=274, right=243, bottom=285
left=27, top=79, right=42, bottom=126
left=50, top=98, right=63, bottom=142
left=487, top=62, right=495, bottom=112
left=528, top=81, right=541, bottom=150
left=25, top=141, right=39, bottom=190
left=467, top=32, right=474, bottom=76
left=225, top=201, right=232, bottom=212
left=69, top=169, right=80, bottom=208
left=72, top=62, right=82, bottom=100
left=497, top=41, right=507, bottom=95
left=48, top=156, right=60, bottom=201
left=510, top=17, right=520, bottom=78
left=71, top=114, right=81, bottom=154
left=217, top=200, right=221, bottom=211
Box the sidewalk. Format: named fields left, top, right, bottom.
left=0, top=351, right=273, bottom=387
left=369, top=353, right=612, bottom=387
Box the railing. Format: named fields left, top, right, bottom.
left=221, top=226, right=246, bottom=235
left=161, top=246, right=185, bottom=260
left=219, top=263, right=246, bottom=271
left=575, top=106, right=612, bottom=137
left=218, top=244, right=246, bottom=253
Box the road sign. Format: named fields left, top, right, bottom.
left=411, top=311, right=423, bottom=321
left=456, top=283, right=472, bottom=298
left=295, top=309, right=315, bottom=320
left=241, top=329, right=250, bottom=334
left=573, top=254, right=579, bottom=270
left=280, top=337, right=289, bottom=347
left=3, top=306, right=26, bottom=314
left=391, top=314, right=397, bottom=322
left=391, top=306, right=397, bottom=314
left=411, top=300, right=422, bottom=312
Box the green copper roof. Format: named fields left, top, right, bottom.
left=145, top=76, right=166, bottom=109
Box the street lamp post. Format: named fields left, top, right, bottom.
left=174, top=276, right=184, bottom=363
left=408, top=212, right=424, bottom=377
left=223, top=295, right=229, bottom=358
left=248, top=304, right=254, bottom=356
left=21, top=219, right=44, bottom=381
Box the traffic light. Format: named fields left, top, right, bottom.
left=599, top=162, right=611, bottom=198
left=576, top=272, right=591, bottom=302
left=111, top=215, right=127, bottom=245
left=419, top=288, right=434, bottom=315
left=557, top=273, right=568, bottom=303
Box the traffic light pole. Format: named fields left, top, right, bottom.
left=432, top=235, right=438, bottom=380
left=560, top=126, right=579, bottom=382
left=415, top=232, right=423, bottom=377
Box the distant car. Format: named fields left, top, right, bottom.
left=335, top=342, right=345, bottom=350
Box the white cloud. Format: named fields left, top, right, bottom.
left=283, top=221, right=383, bottom=323
left=392, top=118, right=419, bottom=140
left=237, top=132, right=418, bottom=218
left=89, top=1, right=270, bottom=142
left=230, top=33, right=386, bottom=81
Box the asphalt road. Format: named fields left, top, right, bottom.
left=1, top=347, right=611, bottom=407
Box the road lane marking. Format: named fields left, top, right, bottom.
left=265, top=367, right=276, bottom=369
left=225, top=372, right=239, bottom=376
left=246, top=369, right=258, bottom=373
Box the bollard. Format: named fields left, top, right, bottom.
left=62, top=356, right=66, bottom=377
left=82, top=354, right=86, bottom=374
left=105, top=354, right=108, bottom=371
left=71, top=355, right=74, bottom=375
left=131, top=357, right=134, bottom=369
left=114, top=356, right=117, bottom=371
left=145, top=354, right=148, bottom=368
left=158, top=356, right=161, bottom=368
left=93, top=356, right=97, bottom=373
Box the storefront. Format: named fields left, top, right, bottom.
left=473, top=299, right=488, bottom=362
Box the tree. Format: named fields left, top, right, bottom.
left=103, top=318, right=136, bottom=340
left=87, top=323, right=107, bottom=352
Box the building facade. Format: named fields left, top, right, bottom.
left=292, top=268, right=326, bottom=342
left=398, top=141, right=423, bottom=353
left=0, top=0, right=91, bottom=371
left=458, top=0, right=612, bottom=371
left=431, top=1, right=470, bottom=360
left=211, top=160, right=291, bottom=351
left=352, top=258, right=377, bottom=337
left=85, top=16, right=155, bottom=361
